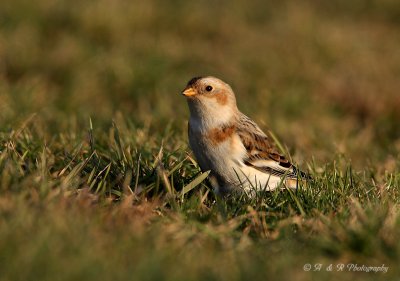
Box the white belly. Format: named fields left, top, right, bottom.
left=189, top=129, right=287, bottom=195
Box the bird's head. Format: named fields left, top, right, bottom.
left=182, top=76, right=238, bottom=126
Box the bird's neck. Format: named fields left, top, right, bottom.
left=189, top=105, right=238, bottom=133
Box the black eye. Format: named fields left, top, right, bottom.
left=205, top=85, right=213, bottom=92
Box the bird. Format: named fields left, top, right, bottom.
left=182, top=76, right=307, bottom=196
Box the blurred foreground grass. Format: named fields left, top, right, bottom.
left=1, top=0, right=400, bottom=280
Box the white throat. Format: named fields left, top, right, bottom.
left=188, top=101, right=237, bottom=133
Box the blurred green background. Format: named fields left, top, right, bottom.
left=1, top=0, right=399, bottom=167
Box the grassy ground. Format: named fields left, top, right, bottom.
left=1, top=0, right=400, bottom=280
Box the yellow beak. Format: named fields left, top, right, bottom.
left=182, top=87, right=196, bottom=97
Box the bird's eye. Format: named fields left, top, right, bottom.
left=205, top=85, right=213, bottom=92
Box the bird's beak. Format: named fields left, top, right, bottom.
left=182, top=87, right=196, bottom=97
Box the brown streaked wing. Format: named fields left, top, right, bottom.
left=236, top=113, right=292, bottom=169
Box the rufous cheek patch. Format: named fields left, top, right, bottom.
left=203, top=90, right=229, bottom=105
left=215, top=91, right=228, bottom=105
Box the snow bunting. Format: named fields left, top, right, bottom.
left=182, top=76, right=307, bottom=195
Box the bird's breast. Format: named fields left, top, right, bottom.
left=206, top=124, right=236, bottom=145
left=190, top=124, right=245, bottom=168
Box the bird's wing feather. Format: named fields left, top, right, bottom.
left=236, top=113, right=297, bottom=179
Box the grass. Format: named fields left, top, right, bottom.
left=1, top=0, right=400, bottom=280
